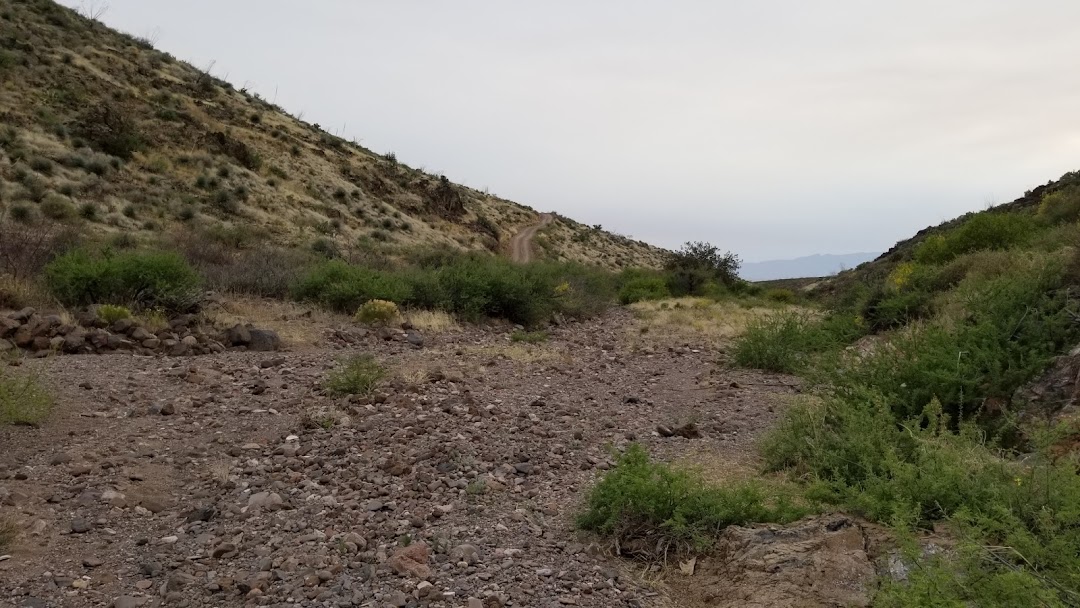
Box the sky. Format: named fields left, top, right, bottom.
left=60, top=1, right=1080, bottom=261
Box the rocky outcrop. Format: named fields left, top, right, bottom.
left=0, top=308, right=282, bottom=357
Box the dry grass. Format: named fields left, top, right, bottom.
left=406, top=309, right=461, bottom=333
left=626, top=297, right=796, bottom=348
left=454, top=343, right=571, bottom=365
left=0, top=275, right=58, bottom=312
left=0, top=514, right=18, bottom=552
left=205, top=296, right=350, bottom=348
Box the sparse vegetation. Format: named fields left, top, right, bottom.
left=96, top=303, right=132, bottom=323
left=578, top=444, right=808, bottom=554
left=0, top=367, right=53, bottom=426
left=510, top=330, right=548, bottom=344
left=325, top=355, right=386, bottom=396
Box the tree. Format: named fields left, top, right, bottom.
left=664, top=241, right=741, bottom=296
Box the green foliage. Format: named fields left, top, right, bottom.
left=292, top=260, right=411, bottom=313
left=510, top=330, right=548, bottom=344
left=294, top=256, right=616, bottom=327
left=664, top=241, right=741, bottom=296
left=325, top=355, right=385, bottom=396
left=96, top=304, right=132, bottom=323
left=45, top=249, right=202, bottom=313
left=763, top=288, right=796, bottom=303
left=822, top=261, right=1078, bottom=422
left=914, top=213, right=1038, bottom=264
left=763, top=391, right=1080, bottom=606
left=733, top=311, right=861, bottom=373
left=1037, top=185, right=1080, bottom=225
left=618, top=275, right=671, bottom=304
left=578, top=445, right=809, bottom=552
left=0, top=367, right=52, bottom=426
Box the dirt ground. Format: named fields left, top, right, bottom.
left=0, top=304, right=868, bottom=608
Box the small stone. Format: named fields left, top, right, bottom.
left=71, top=517, right=91, bottom=533
left=83, top=557, right=104, bottom=568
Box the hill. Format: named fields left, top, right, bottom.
left=740, top=252, right=879, bottom=281
left=0, top=0, right=666, bottom=270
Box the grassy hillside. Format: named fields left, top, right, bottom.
left=584, top=170, right=1080, bottom=606
left=0, top=0, right=665, bottom=270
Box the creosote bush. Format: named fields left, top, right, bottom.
left=45, top=249, right=201, bottom=313
left=325, top=355, right=385, bottom=396
left=578, top=445, right=808, bottom=553
left=293, top=255, right=617, bottom=327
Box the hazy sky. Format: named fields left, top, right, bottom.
left=61, top=1, right=1080, bottom=260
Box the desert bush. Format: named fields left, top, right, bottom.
left=618, top=275, right=670, bottom=304
left=0, top=212, right=79, bottom=280
left=578, top=444, right=808, bottom=553
left=45, top=249, right=202, bottom=312
left=733, top=311, right=841, bottom=373
left=762, top=390, right=1080, bottom=606
left=510, top=330, right=548, bottom=344
left=1037, top=185, right=1080, bottom=225
left=763, top=288, right=796, bottom=303
left=664, top=241, right=741, bottom=296
left=96, top=304, right=132, bottom=323
left=0, top=367, right=53, bottom=426
left=355, top=299, right=400, bottom=325
left=325, top=355, right=385, bottom=396
left=73, top=104, right=142, bottom=160
left=294, top=256, right=614, bottom=327
left=292, top=261, right=411, bottom=313
left=39, top=193, right=75, bottom=221
left=914, top=212, right=1038, bottom=264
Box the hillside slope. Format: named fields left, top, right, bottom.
left=816, top=169, right=1080, bottom=300
left=0, top=0, right=665, bottom=269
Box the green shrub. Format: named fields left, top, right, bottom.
left=0, top=368, right=52, bottom=426
left=762, top=391, right=1080, bottom=606
left=578, top=445, right=808, bottom=552
left=45, top=249, right=202, bottom=312
left=510, top=330, right=548, bottom=344
left=96, top=304, right=132, bottom=323
left=618, top=276, right=670, bottom=304
left=733, top=311, right=844, bottom=373
left=1037, top=186, right=1080, bottom=225
left=763, top=288, right=796, bottom=303
left=294, top=256, right=615, bottom=327
left=914, top=213, right=1038, bottom=264
left=325, top=355, right=385, bottom=396
left=292, top=260, right=411, bottom=313
left=74, top=104, right=142, bottom=160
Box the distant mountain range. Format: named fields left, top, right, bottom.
left=741, top=252, right=881, bottom=281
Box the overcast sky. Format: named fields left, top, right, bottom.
left=62, top=1, right=1080, bottom=261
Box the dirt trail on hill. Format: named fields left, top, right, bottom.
left=509, top=213, right=554, bottom=263
left=0, top=306, right=882, bottom=607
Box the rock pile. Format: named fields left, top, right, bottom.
left=0, top=308, right=281, bottom=357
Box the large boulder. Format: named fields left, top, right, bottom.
left=247, top=329, right=281, bottom=352
left=225, top=324, right=251, bottom=346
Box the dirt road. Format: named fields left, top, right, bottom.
left=509, top=213, right=554, bottom=263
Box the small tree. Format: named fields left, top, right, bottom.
left=664, top=241, right=741, bottom=296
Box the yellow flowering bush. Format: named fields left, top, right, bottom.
left=354, top=299, right=400, bottom=325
